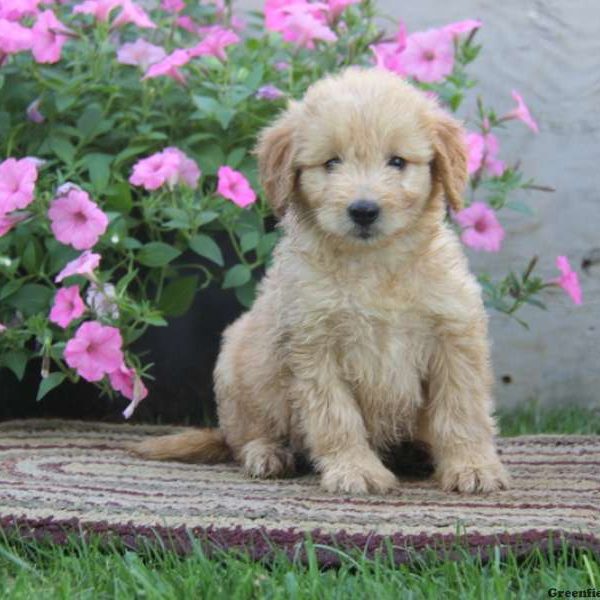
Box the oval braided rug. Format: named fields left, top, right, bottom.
left=0, top=419, right=598, bottom=563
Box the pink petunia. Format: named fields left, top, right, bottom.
left=31, top=10, right=71, bottom=64
left=454, top=202, right=505, bottom=252
left=72, top=0, right=121, bottom=21
left=481, top=132, right=505, bottom=176
left=49, top=285, right=86, bottom=328
left=265, top=0, right=336, bottom=49
left=143, top=48, right=190, bottom=84
left=161, top=0, right=185, bottom=13
left=26, top=98, right=45, bottom=123
left=326, top=0, right=359, bottom=20
left=0, top=212, right=28, bottom=237
left=129, top=150, right=180, bottom=190
left=217, top=166, right=256, bottom=208
left=64, top=321, right=124, bottom=382
left=400, top=28, right=454, bottom=83
left=109, top=363, right=148, bottom=418
left=48, top=188, right=109, bottom=250
left=256, top=84, right=285, bottom=100
left=465, top=132, right=485, bottom=174
left=111, top=0, right=156, bottom=29
left=162, top=147, right=201, bottom=189
left=117, top=38, right=166, bottom=70
left=0, top=0, right=42, bottom=21
left=188, top=26, right=240, bottom=62
left=0, top=157, right=38, bottom=216
left=0, top=323, right=5, bottom=333
left=503, top=90, right=539, bottom=134
left=554, top=256, right=582, bottom=305
left=443, top=19, right=482, bottom=38
left=55, top=250, right=101, bottom=283
left=0, top=18, right=32, bottom=54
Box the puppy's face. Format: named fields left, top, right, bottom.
left=256, top=68, right=467, bottom=246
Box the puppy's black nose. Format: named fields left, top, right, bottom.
left=348, top=200, right=380, bottom=226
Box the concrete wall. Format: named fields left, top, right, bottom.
left=238, top=0, right=600, bottom=409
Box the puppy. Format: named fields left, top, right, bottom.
left=133, top=68, right=510, bottom=495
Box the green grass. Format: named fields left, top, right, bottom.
left=498, top=400, right=600, bottom=436
left=0, top=403, right=598, bottom=599
left=0, top=534, right=598, bottom=600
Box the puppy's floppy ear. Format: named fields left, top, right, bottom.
left=255, top=105, right=298, bottom=218
left=431, top=111, right=468, bottom=212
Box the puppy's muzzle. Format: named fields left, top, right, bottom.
left=348, top=199, right=380, bottom=227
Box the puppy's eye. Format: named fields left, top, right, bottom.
left=324, top=157, right=342, bottom=172
left=388, top=156, right=407, bottom=170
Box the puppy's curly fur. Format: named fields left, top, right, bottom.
left=133, top=68, right=509, bottom=495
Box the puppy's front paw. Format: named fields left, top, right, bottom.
left=321, top=460, right=398, bottom=495
left=241, top=441, right=295, bottom=479
left=437, top=459, right=510, bottom=494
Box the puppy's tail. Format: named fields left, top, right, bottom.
left=129, top=428, right=232, bottom=464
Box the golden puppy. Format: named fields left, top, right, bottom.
left=133, top=68, right=509, bottom=495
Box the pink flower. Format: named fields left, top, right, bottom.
left=265, top=0, right=336, bottom=49
left=72, top=0, right=121, bottom=21
left=111, top=1, right=156, bottom=29
left=326, top=0, right=359, bottom=20
left=55, top=250, right=101, bottom=283
left=503, top=90, right=539, bottom=134
left=26, top=98, right=45, bottom=123
left=217, top=166, right=256, bottom=208
left=481, top=133, right=505, bottom=176
left=443, top=19, right=482, bottom=38
left=0, top=157, right=38, bottom=216
left=64, top=321, right=124, bottom=382
left=129, top=148, right=200, bottom=190
left=554, top=256, right=582, bottom=305
left=454, top=202, right=505, bottom=252
left=274, top=60, right=289, bottom=71
left=143, top=48, right=190, bottom=84
left=161, top=0, right=185, bottom=12
left=0, top=0, right=42, bottom=21
left=162, top=147, right=201, bottom=189
left=256, top=84, right=285, bottom=100
left=400, top=28, right=454, bottom=83
left=0, top=323, right=5, bottom=333
left=117, top=38, right=166, bottom=70
left=109, top=364, right=148, bottom=418
left=372, top=27, right=407, bottom=75
left=48, top=188, right=109, bottom=250
left=176, top=15, right=197, bottom=33
left=0, top=212, right=28, bottom=237
left=0, top=19, right=32, bottom=55
left=188, top=26, right=240, bottom=62
left=465, top=132, right=485, bottom=174
left=49, top=285, right=86, bottom=328
left=31, top=10, right=71, bottom=64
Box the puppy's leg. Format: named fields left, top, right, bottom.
left=291, top=363, right=398, bottom=495
left=240, top=438, right=295, bottom=479
left=423, top=329, right=510, bottom=494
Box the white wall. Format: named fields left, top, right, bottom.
left=237, top=0, right=600, bottom=408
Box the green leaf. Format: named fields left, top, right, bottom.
left=226, top=148, right=246, bottom=168
left=49, top=137, right=76, bottom=164
left=140, top=314, right=168, bottom=326
left=83, top=153, right=112, bottom=193
left=55, top=93, right=76, bottom=113
left=197, top=211, right=219, bottom=226
left=37, top=372, right=66, bottom=402
left=6, top=284, right=54, bottom=316
left=158, top=275, right=199, bottom=317
left=137, top=242, right=181, bottom=267
left=0, top=351, right=28, bottom=381
left=22, top=240, right=41, bottom=274
left=234, top=278, right=257, bottom=308
left=192, top=95, right=221, bottom=113
left=0, top=279, right=24, bottom=301
left=76, top=104, right=103, bottom=139
left=189, top=234, right=224, bottom=266
left=215, top=107, right=236, bottom=130
left=223, top=264, right=251, bottom=289
left=240, top=231, right=259, bottom=253
left=105, top=182, right=133, bottom=215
